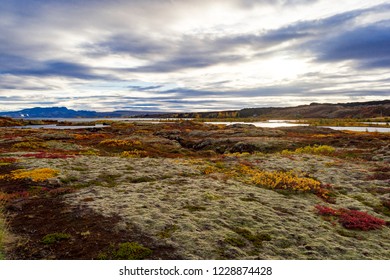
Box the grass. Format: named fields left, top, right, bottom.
left=0, top=201, right=7, bottom=259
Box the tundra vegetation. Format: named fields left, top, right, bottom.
left=0, top=119, right=389, bottom=259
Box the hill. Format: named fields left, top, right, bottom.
left=151, top=100, right=390, bottom=119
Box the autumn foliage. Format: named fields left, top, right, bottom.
left=0, top=168, right=59, bottom=182
left=315, top=205, right=386, bottom=231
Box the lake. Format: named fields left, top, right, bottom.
left=12, top=124, right=110, bottom=130
left=6, top=118, right=390, bottom=132
left=206, top=121, right=309, bottom=128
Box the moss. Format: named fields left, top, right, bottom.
left=99, top=242, right=153, bottom=260
left=232, top=227, right=272, bottom=247
left=204, top=192, right=223, bottom=201
left=239, top=197, right=258, bottom=202
left=60, top=176, right=78, bottom=184
left=158, top=224, right=178, bottom=239
left=42, top=233, right=71, bottom=245
left=97, top=173, right=121, bottom=188
left=224, top=236, right=246, bottom=247
left=336, top=229, right=365, bottom=240
left=184, top=205, right=206, bottom=212
left=275, top=237, right=293, bottom=249
left=129, top=176, right=156, bottom=183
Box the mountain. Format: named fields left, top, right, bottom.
left=0, top=107, right=161, bottom=118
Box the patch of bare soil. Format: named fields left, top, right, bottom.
left=6, top=196, right=180, bottom=259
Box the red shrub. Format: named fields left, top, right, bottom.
left=315, top=205, right=339, bottom=216
left=315, top=205, right=386, bottom=231
left=339, top=209, right=386, bottom=231
left=0, top=157, right=18, bottom=163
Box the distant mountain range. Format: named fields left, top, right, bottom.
left=0, top=100, right=389, bottom=119
left=0, top=107, right=161, bottom=118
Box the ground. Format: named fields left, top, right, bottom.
left=0, top=120, right=389, bottom=259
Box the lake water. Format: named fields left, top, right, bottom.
left=6, top=118, right=390, bottom=132
left=13, top=124, right=110, bottom=130
left=206, top=121, right=309, bottom=128
left=320, top=126, right=390, bottom=133
left=207, top=122, right=390, bottom=132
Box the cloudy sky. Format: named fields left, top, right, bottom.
left=1, top=0, right=389, bottom=112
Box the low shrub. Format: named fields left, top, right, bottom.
left=0, top=157, right=18, bottom=166
left=339, top=210, right=386, bottom=230
left=281, top=145, right=335, bottom=156
left=12, top=141, right=47, bottom=150
left=4, top=168, right=59, bottom=182
left=99, top=139, right=142, bottom=148
left=0, top=191, right=29, bottom=202
left=121, top=150, right=148, bottom=158
left=200, top=162, right=333, bottom=201
left=315, top=205, right=386, bottom=231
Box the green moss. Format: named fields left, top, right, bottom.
left=60, top=176, right=78, bottom=184
left=97, top=173, right=121, bottom=188
left=232, top=227, right=272, bottom=247
left=336, top=229, right=365, bottom=240
left=224, top=236, right=246, bottom=247
left=129, top=176, right=156, bottom=183
left=158, top=224, right=178, bottom=239
left=100, top=242, right=152, bottom=260
left=204, top=192, right=223, bottom=201
left=239, top=197, right=258, bottom=202
left=42, top=233, right=71, bottom=245
left=184, top=205, right=206, bottom=212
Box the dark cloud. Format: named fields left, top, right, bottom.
left=315, top=24, right=390, bottom=69
left=127, top=85, right=162, bottom=91
left=91, top=34, right=169, bottom=58
left=4, top=61, right=110, bottom=80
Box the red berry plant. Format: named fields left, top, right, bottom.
left=315, top=205, right=386, bottom=231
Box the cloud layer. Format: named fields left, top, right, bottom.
left=1, top=0, right=389, bottom=112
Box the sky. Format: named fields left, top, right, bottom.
left=0, top=0, right=390, bottom=112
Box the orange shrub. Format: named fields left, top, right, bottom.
left=5, top=168, right=59, bottom=182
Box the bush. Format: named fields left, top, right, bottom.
left=282, top=145, right=335, bottom=156
left=339, top=210, right=386, bottom=230
left=7, top=168, right=59, bottom=182
left=315, top=205, right=386, bottom=231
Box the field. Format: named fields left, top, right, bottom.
left=0, top=120, right=389, bottom=259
